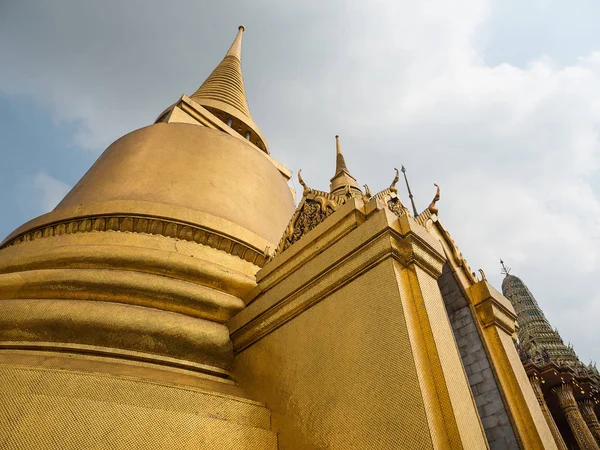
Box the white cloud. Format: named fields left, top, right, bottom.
left=30, top=172, right=71, bottom=213
left=0, top=0, right=599, bottom=362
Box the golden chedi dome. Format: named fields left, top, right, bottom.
left=0, top=26, right=295, bottom=376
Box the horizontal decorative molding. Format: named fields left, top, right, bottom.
left=232, top=224, right=446, bottom=353
left=1, top=214, right=268, bottom=267
left=0, top=341, right=229, bottom=379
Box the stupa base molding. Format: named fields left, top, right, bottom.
left=0, top=350, right=277, bottom=450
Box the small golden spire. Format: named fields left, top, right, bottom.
left=329, top=135, right=361, bottom=197
left=335, top=135, right=349, bottom=173
left=190, top=26, right=269, bottom=153
left=226, top=25, right=245, bottom=59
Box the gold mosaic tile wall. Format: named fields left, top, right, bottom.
left=0, top=358, right=276, bottom=449
left=233, top=259, right=439, bottom=449
left=409, top=263, right=488, bottom=448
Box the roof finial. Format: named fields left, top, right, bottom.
left=190, top=26, right=269, bottom=153
left=500, top=259, right=511, bottom=276
left=335, top=135, right=349, bottom=172
left=226, top=25, right=245, bottom=59
left=329, top=135, right=361, bottom=197
left=401, top=165, right=418, bottom=217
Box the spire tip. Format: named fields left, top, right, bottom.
left=500, top=259, right=511, bottom=276
left=238, top=25, right=245, bottom=32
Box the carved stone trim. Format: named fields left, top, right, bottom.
left=1, top=215, right=268, bottom=267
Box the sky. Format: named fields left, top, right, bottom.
left=0, top=0, right=599, bottom=363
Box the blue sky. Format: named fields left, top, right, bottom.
left=1, top=0, right=599, bottom=363
left=0, top=95, right=91, bottom=238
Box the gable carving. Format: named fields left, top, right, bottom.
left=275, top=189, right=347, bottom=256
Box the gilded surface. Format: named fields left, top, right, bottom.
left=51, top=124, right=294, bottom=246
left=1, top=212, right=270, bottom=267
left=396, top=261, right=487, bottom=448
left=232, top=198, right=488, bottom=448
left=0, top=22, right=579, bottom=450
left=233, top=261, right=437, bottom=449
left=189, top=26, right=269, bottom=153
left=0, top=359, right=276, bottom=450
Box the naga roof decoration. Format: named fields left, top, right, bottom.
left=275, top=176, right=349, bottom=255
left=275, top=167, right=414, bottom=256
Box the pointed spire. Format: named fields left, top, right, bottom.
left=225, top=25, right=244, bottom=59
left=502, top=269, right=581, bottom=366
left=335, top=135, right=349, bottom=173
left=329, top=135, right=362, bottom=197
left=500, top=259, right=511, bottom=276
left=190, top=26, right=268, bottom=153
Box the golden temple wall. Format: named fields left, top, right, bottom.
left=230, top=200, right=488, bottom=449
left=233, top=259, right=434, bottom=449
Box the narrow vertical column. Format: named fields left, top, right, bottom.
left=466, top=280, right=558, bottom=449
left=551, top=384, right=599, bottom=449
left=529, top=376, right=568, bottom=450
left=579, top=399, right=600, bottom=445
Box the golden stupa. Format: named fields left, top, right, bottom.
left=0, top=26, right=598, bottom=450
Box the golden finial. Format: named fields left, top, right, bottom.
left=190, top=26, right=269, bottom=153
left=298, top=169, right=310, bottom=196
left=400, top=165, right=418, bottom=217
left=428, top=183, right=440, bottom=214
left=390, top=168, right=400, bottom=193
left=363, top=184, right=371, bottom=198
left=334, top=135, right=349, bottom=173
left=478, top=269, right=487, bottom=281
left=226, top=25, right=245, bottom=59
left=330, top=135, right=361, bottom=196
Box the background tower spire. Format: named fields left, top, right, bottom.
left=500, top=259, right=511, bottom=276
left=502, top=270, right=580, bottom=365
